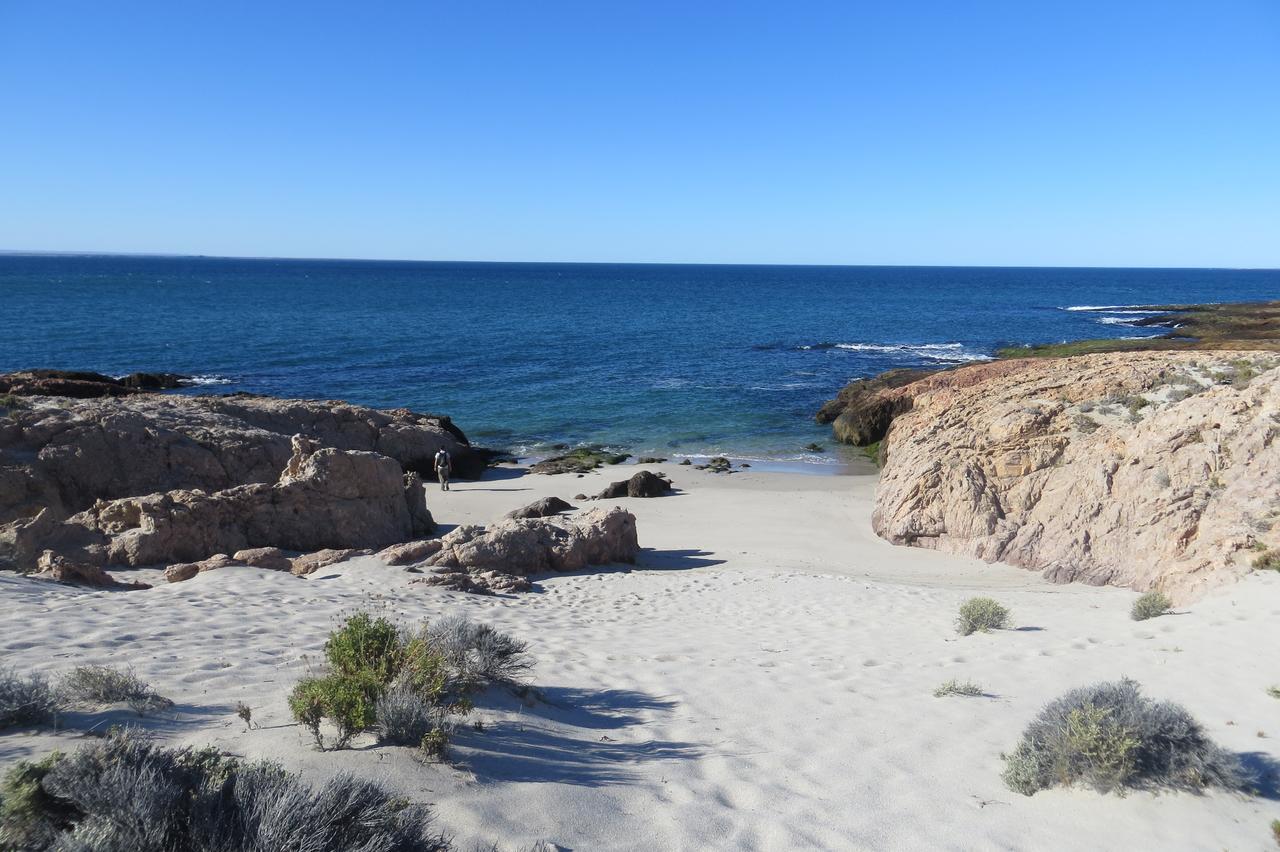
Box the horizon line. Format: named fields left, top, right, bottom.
left=0, top=248, right=1276, bottom=273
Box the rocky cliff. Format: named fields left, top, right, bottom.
left=0, top=388, right=482, bottom=573
left=869, top=351, right=1279, bottom=601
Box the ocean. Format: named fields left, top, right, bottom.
left=2, top=254, right=1277, bottom=467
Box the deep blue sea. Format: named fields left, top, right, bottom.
left=1, top=255, right=1277, bottom=466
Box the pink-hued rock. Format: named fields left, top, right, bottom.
left=377, top=539, right=445, bottom=566
left=425, top=506, right=639, bottom=576
left=33, top=438, right=435, bottom=576
left=871, top=351, right=1280, bottom=602
left=0, top=391, right=477, bottom=573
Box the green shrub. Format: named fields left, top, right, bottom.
left=291, top=611, right=531, bottom=753
left=324, top=612, right=403, bottom=683
left=1130, top=591, right=1173, bottom=621
left=956, top=597, right=1011, bottom=636
left=1266, top=685, right=1280, bottom=700
left=1002, top=678, right=1249, bottom=796
left=933, top=679, right=984, bottom=698
left=1271, top=818, right=1280, bottom=848
left=289, top=671, right=383, bottom=750
left=0, top=752, right=70, bottom=849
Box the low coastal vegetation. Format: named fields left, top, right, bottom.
left=955, top=597, right=1011, bottom=636
left=1002, top=679, right=1250, bottom=796
left=1130, top=591, right=1173, bottom=621
left=290, top=611, right=531, bottom=754
left=1254, top=549, right=1280, bottom=571
left=0, top=728, right=449, bottom=851
left=56, top=664, right=174, bottom=714
left=0, top=669, right=56, bottom=730
left=996, top=301, right=1280, bottom=359
left=0, top=665, right=171, bottom=731
left=933, top=679, right=984, bottom=698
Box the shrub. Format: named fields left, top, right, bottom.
left=1130, top=591, right=1173, bottom=621
left=324, top=612, right=403, bottom=683
left=0, top=669, right=57, bottom=730
left=1001, top=678, right=1250, bottom=796
left=57, top=665, right=173, bottom=714
left=956, top=597, right=1011, bottom=636
left=375, top=685, right=448, bottom=748
left=1253, top=550, right=1280, bottom=571
left=1267, top=685, right=1280, bottom=700
left=289, top=671, right=383, bottom=751
left=0, top=728, right=449, bottom=851
left=1072, top=414, right=1100, bottom=434
left=422, top=615, right=532, bottom=690
left=291, top=611, right=529, bottom=752
left=933, top=679, right=984, bottom=698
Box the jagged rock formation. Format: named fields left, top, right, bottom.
left=871, top=351, right=1280, bottom=601
left=19, top=437, right=433, bottom=576
left=0, top=390, right=482, bottom=573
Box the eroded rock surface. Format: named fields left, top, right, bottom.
left=17, top=438, right=434, bottom=578
left=0, top=391, right=479, bottom=572
left=872, top=351, right=1280, bottom=601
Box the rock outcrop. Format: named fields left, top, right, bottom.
left=10, top=437, right=433, bottom=581
left=871, top=351, right=1280, bottom=601
left=0, top=390, right=481, bottom=572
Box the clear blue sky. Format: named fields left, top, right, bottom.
left=1, top=1, right=1277, bottom=266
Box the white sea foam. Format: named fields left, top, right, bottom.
left=799, top=342, right=991, bottom=362
left=187, top=375, right=234, bottom=385
left=1062, top=304, right=1162, bottom=312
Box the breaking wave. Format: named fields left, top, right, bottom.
left=796, top=341, right=991, bottom=362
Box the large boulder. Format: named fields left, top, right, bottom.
left=871, top=351, right=1280, bottom=602
left=505, top=496, right=573, bottom=519
left=424, top=506, right=639, bottom=577
left=595, top=470, right=672, bottom=499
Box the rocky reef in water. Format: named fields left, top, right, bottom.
left=818, top=342, right=1280, bottom=601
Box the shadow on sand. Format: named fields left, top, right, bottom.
left=637, top=548, right=726, bottom=570
left=452, top=686, right=701, bottom=786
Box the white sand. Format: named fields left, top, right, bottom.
left=3, top=463, right=1279, bottom=850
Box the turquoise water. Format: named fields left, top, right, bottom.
left=1, top=255, right=1277, bottom=464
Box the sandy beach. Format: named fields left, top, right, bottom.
left=3, top=462, right=1277, bottom=850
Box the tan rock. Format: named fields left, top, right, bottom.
left=0, top=391, right=477, bottom=572
left=290, top=548, right=367, bottom=576
left=231, top=546, right=292, bottom=571
left=377, top=539, right=445, bottom=566
left=871, top=351, right=1280, bottom=602
left=425, top=506, right=639, bottom=576
left=35, top=550, right=149, bottom=590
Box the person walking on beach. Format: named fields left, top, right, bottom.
left=434, top=447, right=452, bottom=491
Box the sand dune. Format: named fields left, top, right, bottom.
left=3, top=464, right=1278, bottom=850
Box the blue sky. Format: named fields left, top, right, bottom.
left=1, top=1, right=1277, bottom=266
